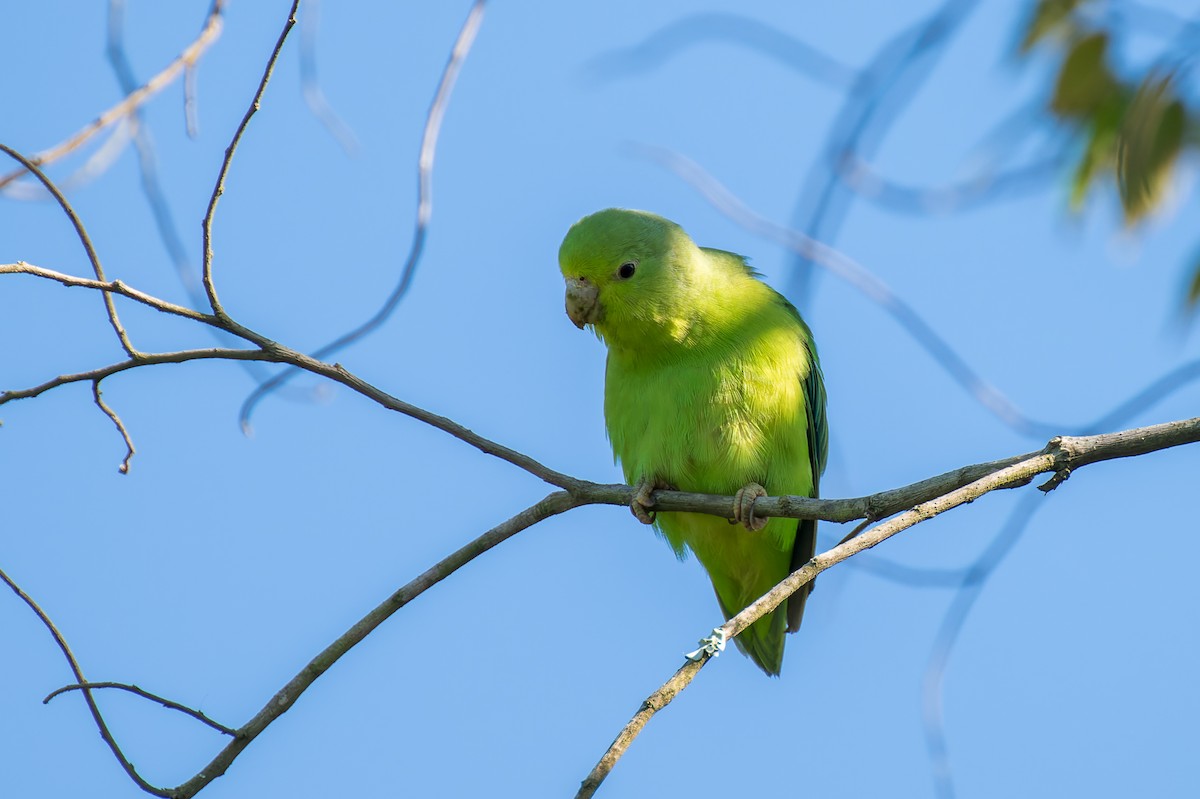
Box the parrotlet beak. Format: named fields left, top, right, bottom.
left=564, top=277, right=601, bottom=329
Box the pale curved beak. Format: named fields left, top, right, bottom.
left=564, top=277, right=601, bottom=329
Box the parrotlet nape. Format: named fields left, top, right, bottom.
left=559, top=208, right=828, bottom=676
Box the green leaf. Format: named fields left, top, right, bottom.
left=1020, top=0, right=1089, bottom=52
left=1117, top=72, right=1186, bottom=222
left=1067, top=96, right=1124, bottom=210
left=1186, top=255, right=1200, bottom=314
left=1050, top=32, right=1117, bottom=118
left=1069, top=128, right=1105, bottom=209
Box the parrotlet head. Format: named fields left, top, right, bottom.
left=558, top=208, right=706, bottom=352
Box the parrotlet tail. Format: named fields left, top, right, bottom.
left=719, top=517, right=818, bottom=676
left=786, top=517, right=818, bottom=633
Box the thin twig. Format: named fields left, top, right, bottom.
left=300, top=0, right=359, bottom=154
left=837, top=516, right=873, bottom=545
left=239, top=0, right=487, bottom=430
left=921, top=493, right=1042, bottom=799
left=837, top=153, right=1060, bottom=215
left=0, top=349, right=277, bottom=405
left=0, top=145, right=137, bottom=356
left=845, top=553, right=972, bottom=587
left=0, top=567, right=170, bottom=796
left=201, top=0, right=300, bottom=316
left=0, top=0, right=225, bottom=191
left=582, top=11, right=858, bottom=90
left=44, top=682, right=237, bottom=737
left=170, top=491, right=579, bottom=798
left=92, top=380, right=135, bottom=474
left=2, top=119, right=135, bottom=200
left=185, top=63, right=200, bottom=138
left=0, top=262, right=215, bottom=323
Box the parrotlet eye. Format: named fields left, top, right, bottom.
left=617, top=262, right=637, bottom=279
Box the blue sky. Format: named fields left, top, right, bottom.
left=2, top=2, right=1198, bottom=797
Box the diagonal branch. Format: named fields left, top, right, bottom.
left=575, top=417, right=1200, bottom=797
left=169, top=490, right=580, bottom=798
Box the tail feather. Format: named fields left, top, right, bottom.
left=716, top=591, right=788, bottom=676
left=786, top=518, right=818, bottom=632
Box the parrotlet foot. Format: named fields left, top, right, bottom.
left=731, top=482, right=769, bottom=531
left=631, top=477, right=666, bottom=525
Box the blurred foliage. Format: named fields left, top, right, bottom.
left=1019, top=0, right=1200, bottom=314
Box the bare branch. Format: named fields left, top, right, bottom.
left=44, top=682, right=237, bottom=737
left=239, top=0, right=488, bottom=429
left=0, top=567, right=170, bottom=796
left=201, top=0, right=300, bottom=316
left=0, top=0, right=225, bottom=191
left=576, top=418, right=1200, bottom=795
left=171, top=491, right=580, bottom=798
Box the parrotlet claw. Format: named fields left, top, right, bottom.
left=631, top=477, right=664, bottom=525
left=731, top=482, right=769, bottom=531
left=684, top=628, right=728, bottom=662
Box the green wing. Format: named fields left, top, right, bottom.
left=784, top=303, right=828, bottom=632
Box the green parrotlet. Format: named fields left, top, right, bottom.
left=559, top=208, right=828, bottom=675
